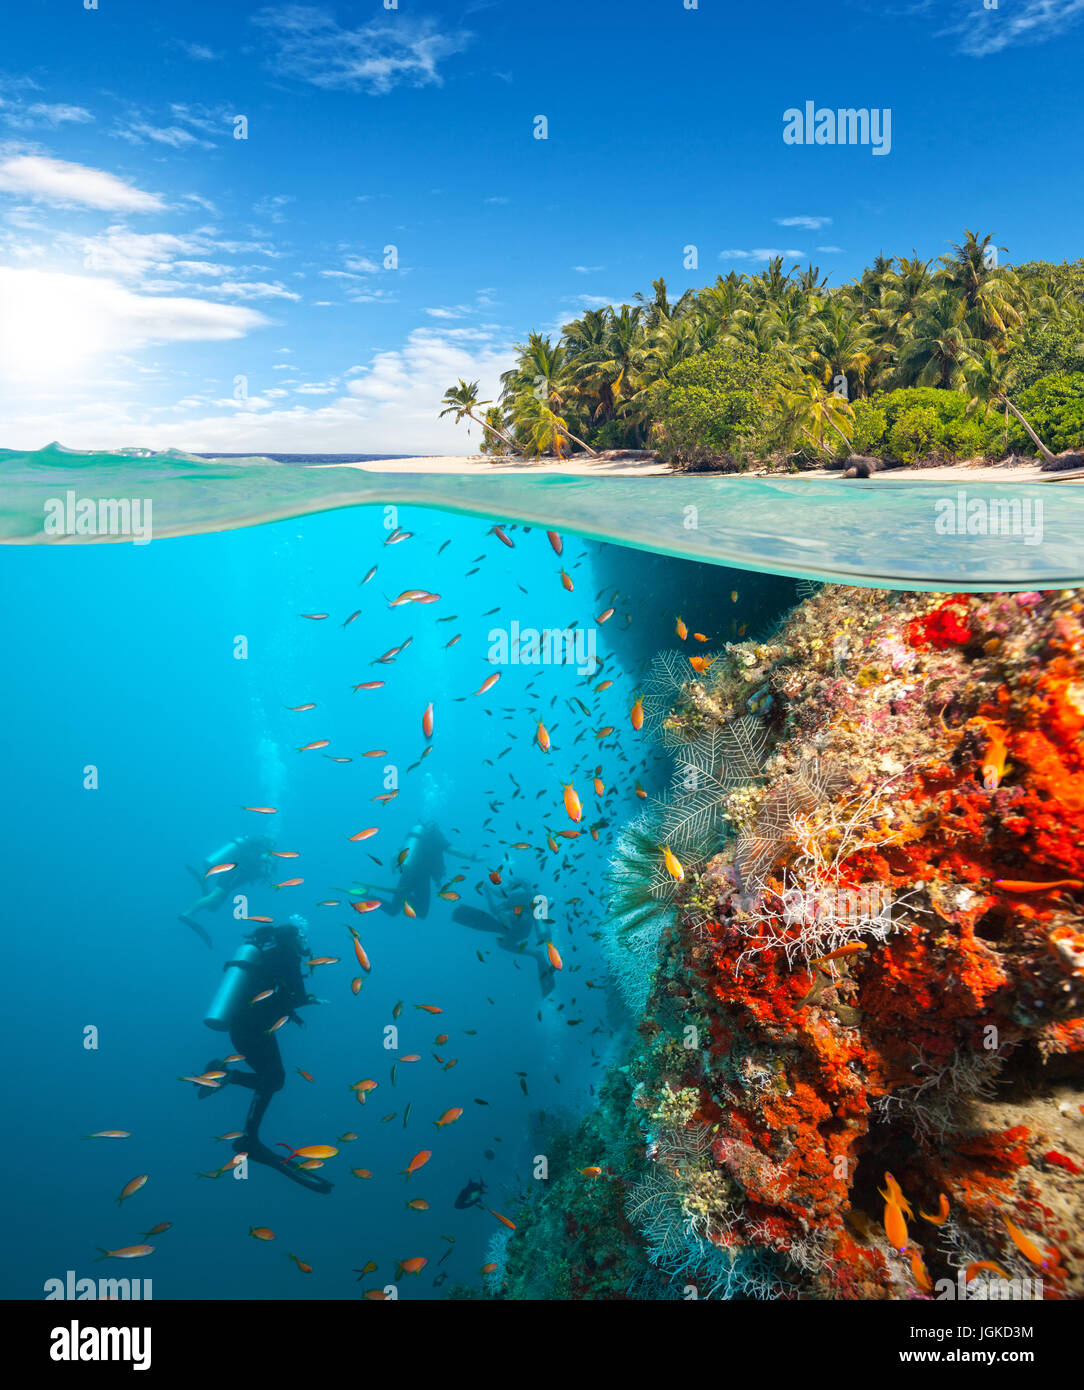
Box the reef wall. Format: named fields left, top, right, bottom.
left=483, top=585, right=1084, bottom=1300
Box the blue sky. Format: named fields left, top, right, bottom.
left=0, top=0, right=1081, bottom=454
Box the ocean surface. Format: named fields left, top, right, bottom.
left=1, top=443, right=1078, bottom=1302
left=3, top=444, right=1082, bottom=589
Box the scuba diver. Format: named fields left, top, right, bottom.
left=454, top=1176, right=486, bottom=1210
left=200, top=915, right=332, bottom=1194
left=179, top=834, right=276, bottom=947
left=352, top=821, right=478, bottom=919
left=451, top=870, right=556, bottom=997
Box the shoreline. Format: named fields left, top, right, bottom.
left=325, top=454, right=1084, bottom=483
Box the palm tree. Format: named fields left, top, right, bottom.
left=939, top=230, right=1021, bottom=347
left=893, top=292, right=981, bottom=390
left=778, top=376, right=854, bottom=455
left=515, top=396, right=598, bottom=459
left=963, top=348, right=1055, bottom=461
left=439, top=380, right=518, bottom=454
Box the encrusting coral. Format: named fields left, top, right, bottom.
left=473, top=585, right=1083, bottom=1301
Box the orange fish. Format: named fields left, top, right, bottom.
left=435, top=1033, right=449, bottom=1045
left=1003, top=1215, right=1051, bottom=1268
left=675, top=617, right=688, bottom=640
left=635, top=780, right=647, bottom=799
left=352, top=937, right=372, bottom=972
left=489, top=869, right=502, bottom=885
left=422, top=703, right=434, bottom=739
left=396, top=1256, right=428, bottom=1279
left=536, top=720, right=550, bottom=752
left=266, top=1016, right=289, bottom=1034
left=994, top=878, right=1083, bottom=893
left=475, top=672, right=501, bottom=696
left=140, top=1223, right=171, bottom=1239
left=488, top=1208, right=516, bottom=1230
left=630, top=697, right=644, bottom=731
left=351, top=1079, right=378, bottom=1099
left=919, top=1193, right=949, bottom=1226
left=403, top=901, right=417, bottom=919
left=692, top=632, right=709, bottom=642
left=249, top=1227, right=274, bottom=1240
left=352, top=1168, right=373, bottom=1179
left=595, top=679, right=613, bottom=692
left=578, top=1166, right=602, bottom=1180
left=562, top=782, right=582, bottom=823
left=909, top=1247, right=933, bottom=1294
left=406, top=1199, right=430, bottom=1211
left=401, top=1150, right=432, bottom=1179
left=241, top=806, right=277, bottom=814
left=969, top=716, right=1009, bottom=791
left=296, top=1069, right=314, bottom=1083
left=297, top=740, right=330, bottom=753
left=351, top=977, right=363, bottom=995
left=352, top=681, right=385, bottom=692
left=116, top=1175, right=148, bottom=1206
left=287, top=1252, right=312, bottom=1273
left=96, top=1245, right=153, bottom=1260
left=82, top=1131, right=130, bottom=1140
left=883, top=1200, right=908, bottom=1252
left=273, top=878, right=304, bottom=889
left=415, top=1004, right=443, bottom=1014
left=204, top=862, right=236, bottom=878
left=597, top=607, right=614, bottom=623
left=547, top=942, right=563, bottom=971
left=362, top=749, right=387, bottom=757
left=481, top=1262, right=498, bottom=1275
left=546, top=531, right=563, bottom=555
left=286, top=703, right=316, bottom=711
left=688, top=656, right=715, bottom=673
left=400, top=1054, right=421, bottom=1063
left=349, top=827, right=378, bottom=841
left=351, top=900, right=381, bottom=916
left=964, top=1260, right=1011, bottom=1283
left=811, top=943, right=868, bottom=966
left=558, top=568, right=573, bottom=592
left=270, top=852, right=299, bottom=859
left=278, top=1144, right=337, bottom=1162
left=878, top=1171, right=913, bottom=1219
left=435, top=1108, right=463, bottom=1129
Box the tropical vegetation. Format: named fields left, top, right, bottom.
left=440, top=232, right=1084, bottom=469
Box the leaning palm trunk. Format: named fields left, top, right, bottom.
left=469, top=409, right=518, bottom=455
left=999, top=395, right=1054, bottom=463
left=562, top=427, right=599, bottom=458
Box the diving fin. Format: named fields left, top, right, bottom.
left=233, top=1137, right=333, bottom=1194
left=179, top=914, right=213, bottom=949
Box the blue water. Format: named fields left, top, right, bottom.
left=4, top=445, right=1083, bottom=589
left=0, top=502, right=787, bottom=1300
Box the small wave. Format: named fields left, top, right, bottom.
left=2, top=443, right=1082, bottom=590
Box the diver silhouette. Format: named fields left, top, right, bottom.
left=353, top=821, right=477, bottom=919
left=180, top=834, right=276, bottom=947
left=452, top=872, right=556, bottom=996
left=202, top=916, right=332, bottom=1193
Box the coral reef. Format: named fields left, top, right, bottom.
left=490, top=585, right=1083, bottom=1300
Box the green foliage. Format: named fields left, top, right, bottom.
left=886, top=406, right=943, bottom=464
left=1007, top=322, right=1084, bottom=393
left=1006, top=372, right=1084, bottom=454
left=851, top=400, right=887, bottom=454
left=651, top=346, right=786, bottom=467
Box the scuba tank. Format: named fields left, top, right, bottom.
left=205, top=840, right=240, bottom=870
left=204, top=942, right=262, bottom=1031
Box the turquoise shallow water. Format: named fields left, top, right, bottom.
left=2, top=444, right=1081, bottom=590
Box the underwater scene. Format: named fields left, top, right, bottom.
left=3, top=483, right=1082, bottom=1308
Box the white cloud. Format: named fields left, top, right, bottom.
left=816, top=245, right=843, bottom=254
left=774, top=215, right=831, bottom=231
left=2, top=102, right=94, bottom=129
left=253, top=6, right=472, bottom=95
left=572, top=265, right=604, bottom=274
left=0, top=155, right=164, bottom=212
left=115, top=122, right=212, bottom=149
left=0, top=326, right=514, bottom=454
left=208, top=280, right=301, bottom=301
left=718, top=248, right=805, bottom=261
left=938, top=0, right=1084, bottom=54
left=178, top=42, right=221, bottom=61
left=0, top=266, right=267, bottom=382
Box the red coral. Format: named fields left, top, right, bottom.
left=906, top=598, right=973, bottom=651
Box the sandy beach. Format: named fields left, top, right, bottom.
left=328, top=454, right=1084, bottom=483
